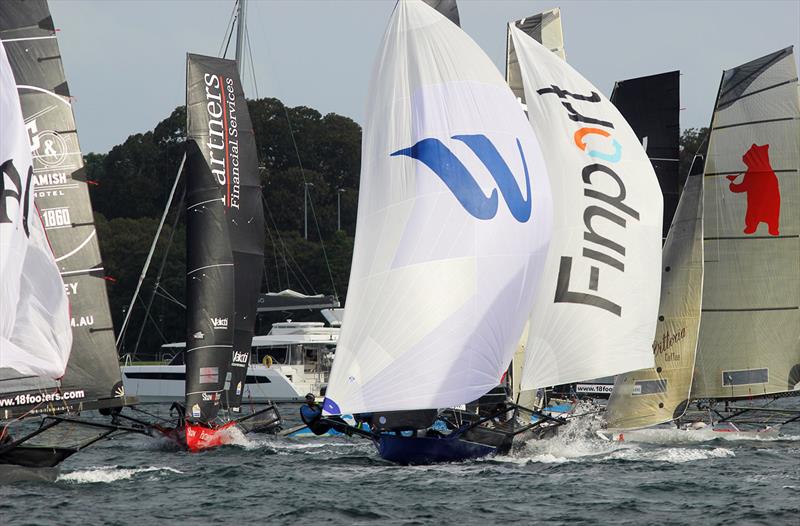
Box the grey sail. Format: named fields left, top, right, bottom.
left=506, top=8, right=565, bottom=108
left=0, top=0, right=126, bottom=417
left=422, top=0, right=460, bottom=26
left=606, top=157, right=704, bottom=429
left=691, top=47, right=800, bottom=400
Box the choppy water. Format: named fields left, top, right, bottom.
left=2, top=403, right=798, bottom=525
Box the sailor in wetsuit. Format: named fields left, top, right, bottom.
left=300, top=393, right=323, bottom=431
left=300, top=393, right=353, bottom=436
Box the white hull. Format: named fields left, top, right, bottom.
left=122, top=363, right=320, bottom=403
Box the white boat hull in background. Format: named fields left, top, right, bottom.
left=122, top=364, right=317, bottom=403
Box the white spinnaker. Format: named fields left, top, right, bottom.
left=510, top=26, right=662, bottom=390
left=323, top=0, right=553, bottom=416
left=0, top=43, right=71, bottom=378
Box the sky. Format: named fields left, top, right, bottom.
left=47, top=0, right=800, bottom=155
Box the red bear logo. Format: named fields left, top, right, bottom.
left=726, top=143, right=781, bottom=236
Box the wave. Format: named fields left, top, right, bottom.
left=58, top=466, right=182, bottom=484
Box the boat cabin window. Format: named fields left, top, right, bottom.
left=722, top=368, right=768, bottom=386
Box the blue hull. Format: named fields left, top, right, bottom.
left=375, top=433, right=497, bottom=465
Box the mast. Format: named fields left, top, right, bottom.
left=235, top=0, right=246, bottom=76
left=0, top=0, right=129, bottom=416
left=691, top=47, right=800, bottom=400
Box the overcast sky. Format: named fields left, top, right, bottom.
left=47, top=0, right=800, bottom=155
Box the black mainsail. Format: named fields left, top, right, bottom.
left=610, top=71, right=681, bottom=239
left=184, top=53, right=264, bottom=424
left=0, top=0, right=127, bottom=418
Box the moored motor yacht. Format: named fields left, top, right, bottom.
left=122, top=320, right=338, bottom=403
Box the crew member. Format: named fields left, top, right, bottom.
left=300, top=393, right=353, bottom=436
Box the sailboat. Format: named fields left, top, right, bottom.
left=508, top=21, right=663, bottom=402
left=140, top=51, right=272, bottom=451
left=687, top=46, right=800, bottom=428
left=1, top=0, right=138, bottom=482
left=605, top=47, right=800, bottom=436
left=320, top=0, right=556, bottom=465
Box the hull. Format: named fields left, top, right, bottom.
left=0, top=445, right=77, bottom=468
left=375, top=432, right=498, bottom=465
left=184, top=421, right=238, bottom=452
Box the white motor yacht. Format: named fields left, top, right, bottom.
left=121, top=320, right=338, bottom=403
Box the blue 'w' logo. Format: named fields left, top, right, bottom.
left=391, top=134, right=532, bottom=222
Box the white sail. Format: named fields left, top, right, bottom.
left=323, top=0, right=553, bottom=415
left=510, top=26, right=663, bottom=391
left=691, top=47, right=800, bottom=399
left=506, top=8, right=565, bottom=108
left=606, top=166, right=704, bottom=430
left=0, top=43, right=72, bottom=378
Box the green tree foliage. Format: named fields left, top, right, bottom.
left=89, top=98, right=361, bottom=358
left=679, top=127, right=709, bottom=181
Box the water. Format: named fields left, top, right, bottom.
left=2, top=404, right=798, bottom=525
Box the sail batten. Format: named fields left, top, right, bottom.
left=691, top=47, right=800, bottom=400
left=184, top=53, right=263, bottom=422
left=0, top=0, right=126, bottom=415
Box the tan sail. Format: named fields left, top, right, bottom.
left=606, top=165, right=704, bottom=429
left=691, top=47, right=800, bottom=400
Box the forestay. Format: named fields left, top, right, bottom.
left=323, top=0, right=553, bottom=415
left=510, top=26, right=663, bottom=391
left=691, top=47, right=800, bottom=399
left=0, top=42, right=71, bottom=380
left=606, top=162, right=704, bottom=430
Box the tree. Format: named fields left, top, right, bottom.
left=89, top=97, right=361, bottom=354
left=679, top=127, right=709, bottom=181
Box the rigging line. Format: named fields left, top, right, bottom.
left=154, top=287, right=186, bottom=310
left=131, top=187, right=186, bottom=359
left=249, top=0, right=333, bottom=295
left=245, top=25, right=259, bottom=99
left=117, top=153, right=186, bottom=348
left=306, top=191, right=339, bottom=298
left=281, top=103, right=337, bottom=295
left=261, top=193, right=314, bottom=294
left=218, top=1, right=238, bottom=58
left=262, top=214, right=282, bottom=290
left=136, top=295, right=169, bottom=345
